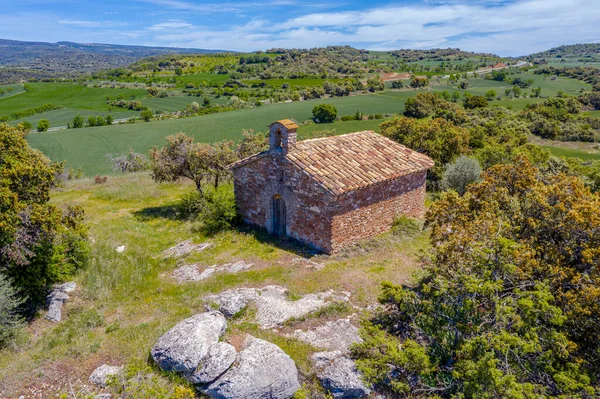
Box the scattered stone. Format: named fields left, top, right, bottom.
left=44, top=282, right=76, bottom=323
left=205, top=285, right=350, bottom=328
left=187, top=342, right=237, bottom=385
left=292, top=256, right=325, bottom=270
left=204, top=336, right=300, bottom=399
left=115, top=245, right=126, bottom=253
left=55, top=281, right=77, bottom=293
left=312, top=351, right=371, bottom=399
left=89, top=364, right=123, bottom=388
left=163, top=239, right=212, bottom=258
left=204, top=287, right=260, bottom=317
left=151, top=311, right=226, bottom=372
left=171, top=260, right=253, bottom=283
left=291, top=318, right=361, bottom=352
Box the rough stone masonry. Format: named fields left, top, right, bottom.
left=229, top=119, right=434, bottom=254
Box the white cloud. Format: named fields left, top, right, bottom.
left=147, top=20, right=193, bottom=30
left=58, top=19, right=100, bottom=27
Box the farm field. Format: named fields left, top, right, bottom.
left=12, top=108, right=139, bottom=128
left=543, top=146, right=600, bottom=161
left=0, top=83, right=147, bottom=116
left=298, top=118, right=387, bottom=138
left=0, top=172, right=427, bottom=398
left=142, top=95, right=229, bottom=112
left=0, top=83, right=25, bottom=98
left=27, top=92, right=406, bottom=175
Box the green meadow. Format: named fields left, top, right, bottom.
left=27, top=93, right=405, bottom=175
left=12, top=108, right=139, bottom=128
left=0, top=83, right=147, bottom=116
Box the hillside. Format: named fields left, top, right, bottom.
left=0, top=39, right=225, bottom=81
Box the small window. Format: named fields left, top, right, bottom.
left=279, top=170, right=284, bottom=182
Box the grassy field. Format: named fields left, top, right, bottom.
left=0, top=173, right=427, bottom=398
left=586, top=110, right=600, bottom=118
left=543, top=146, right=600, bottom=161
left=142, top=95, right=229, bottom=112
left=27, top=93, right=405, bottom=175
left=0, top=83, right=147, bottom=116
left=0, top=83, right=25, bottom=98
left=12, top=108, right=139, bottom=128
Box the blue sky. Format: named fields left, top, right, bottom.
left=1, top=0, right=599, bottom=56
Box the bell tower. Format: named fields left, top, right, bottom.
left=269, top=119, right=298, bottom=154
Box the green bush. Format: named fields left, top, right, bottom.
left=312, top=103, right=337, bottom=123
left=37, top=119, right=50, bottom=132
left=441, top=156, right=482, bottom=195
left=0, top=123, right=90, bottom=309
left=180, top=186, right=239, bottom=234
left=391, top=216, right=422, bottom=237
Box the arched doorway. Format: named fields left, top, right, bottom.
left=272, top=194, right=286, bottom=237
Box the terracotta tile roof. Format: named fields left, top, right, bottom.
left=271, top=119, right=298, bottom=130
left=287, top=131, right=434, bottom=195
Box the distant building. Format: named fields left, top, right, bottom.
left=229, top=120, right=434, bottom=254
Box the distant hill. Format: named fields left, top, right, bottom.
left=0, top=38, right=228, bottom=80
left=527, top=43, right=600, bottom=59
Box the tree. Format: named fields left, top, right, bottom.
left=236, top=129, right=268, bottom=159
left=380, top=117, right=471, bottom=184
left=37, top=119, right=50, bottom=132
left=458, top=80, right=470, bottom=89
left=72, top=115, right=84, bottom=128
left=391, top=80, right=403, bottom=89
left=410, top=77, right=429, bottom=88
left=141, top=109, right=153, bottom=122
left=150, top=133, right=211, bottom=193
left=18, top=121, right=33, bottom=132
left=441, top=155, right=482, bottom=195
left=485, top=89, right=497, bottom=100
left=312, top=103, right=337, bottom=123
left=105, top=114, right=114, bottom=125
left=512, top=85, right=522, bottom=97
left=353, top=157, right=600, bottom=398
left=532, top=86, right=542, bottom=98
left=0, top=124, right=89, bottom=308
left=463, top=95, right=488, bottom=109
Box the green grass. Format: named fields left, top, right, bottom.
left=586, top=110, right=600, bottom=118
left=543, top=146, right=600, bottom=161
left=0, top=83, right=25, bottom=99
left=0, top=83, right=147, bottom=115
left=27, top=93, right=405, bottom=175
left=11, top=108, right=139, bottom=128
left=243, top=78, right=344, bottom=88
left=142, top=95, right=229, bottom=112
left=298, top=118, right=386, bottom=138
left=0, top=173, right=426, bottom=397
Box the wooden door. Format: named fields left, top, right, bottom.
left=272, top=195, right=286, bottom=237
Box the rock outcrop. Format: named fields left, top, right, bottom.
left=171, top=261, right=253, bottom=283
left=187, top=342, right=237, bottom=385
left=205, top=336, right=300, bottom=399
left=150, top=312, right=300, bottom=398
left=151, top=311, right=226, bottom=372
left=205, top=285, right=351, bottom=328
left=89, top=364, right=123, bottom=388
left=44, top=282, right=76, bottom=323
left=291, top=318, right=361, bottom=352
left=163, top=240, right=212, bottom=258
left=312, top=351, right=370, bottom=399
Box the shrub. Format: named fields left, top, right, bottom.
left=463, top=95, right=488, bottom=109
left=0, top=274, right=24, bottom=348
left=141, top=109, right=153, bottom=122
left=312, top=103, right=337, bottom=123
left=181, top=186, right=239, bottom=233
left=391, top=216, right=422, bottom=237
left=37, top=119, right=50, bottom=132
left=72, top=114, right=84, bottom=128
left=108, top=150, right=149, bottom=173
left=441, top=155, right=482, bottom=195
left=94, top=175, right=108, bottom=184
left=0, top=123, right=89, bottom=308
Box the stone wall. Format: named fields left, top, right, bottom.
left=329, top=170, right=427, bottom=252
left=232, top=154, right=333, bottom=253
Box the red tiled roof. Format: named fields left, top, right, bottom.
left=287, top=131, right=434, bottom=195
